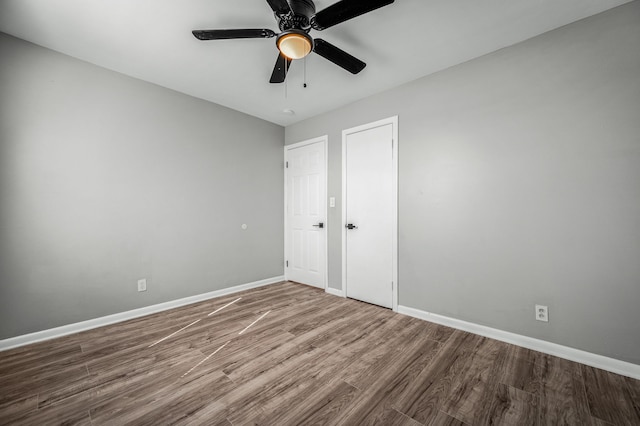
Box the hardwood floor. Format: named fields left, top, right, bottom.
left=0, top=281, right=638, bottom=425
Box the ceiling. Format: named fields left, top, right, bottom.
left=0, top=0, right=632, bottom=126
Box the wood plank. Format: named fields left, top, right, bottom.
left=536, top=355, right=596, bottom=425
left=333, top=337, right=443, bottom=424
left=392, top=330, right=485, bottom=424
left=370, top=408, right=426, bottom=426
left=440, top=338, right=509, bottom=424
left=91, top=369, right=235, bottom=425
left=341, top=316, right=437, bottom=391
left=427, top=410, right=468, bottom=426
left=39, top=343, right=205, bottom=409
left=199, top=346, right=329, bottom=423
left=582, top=365, right=640, bottom=425
left=254, top=378, right=360, bottom=425
left=0, top=394, right=38, bottom=419
left=0, top=363, right=88, bottom=409
left=0, top=394, right=93, bottom=426
left=0, top=342, right=83, bottom=377
left=485, top=383, right=539, bottom=425
left=626, top=376, right=640, bottom=421
left=499, top=344, right=540, bottom=395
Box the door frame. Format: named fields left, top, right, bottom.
left=342, top=116, right=398, bottom=311
left=284, top=135, right=329, bottom=290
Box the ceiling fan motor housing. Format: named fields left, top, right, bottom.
left=278, top=0, right=316, bottom=31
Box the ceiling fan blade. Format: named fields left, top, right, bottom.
left=312, top=0, right=394, bottom=30
left=270, top=53, right=292, bottom=83
left=265, top=0, right=292, bottom=15
left=192, top=29, right=276, bottom=40
left=313, top=39, right=366, bottom=74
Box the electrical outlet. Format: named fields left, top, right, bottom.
left=137, top=278, right=147, bottom=292
left=535, top=304, right=548, bottom=322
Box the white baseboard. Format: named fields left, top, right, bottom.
left=0, top=276, right=285, bottom=352
left=325, top=287, right=345, bottom=298
left=398, top=305, right=640, bottom=380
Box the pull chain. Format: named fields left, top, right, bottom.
left=303, top=56, right=307, bottom=88
left=284, top=59, right=288, bottom=99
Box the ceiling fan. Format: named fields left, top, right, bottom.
left=192, top=0, right=395, bottom=83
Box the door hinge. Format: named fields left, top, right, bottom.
left=286, top=260, right=289, bottom=267
left=286, top=161, right=289, bottom=168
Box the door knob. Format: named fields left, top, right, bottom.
left=312, top=222, right=324, bottom=229
left=345, top=223, right=358, bottom=230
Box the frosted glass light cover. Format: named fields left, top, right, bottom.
left=278, top=33, right=312, bottom=60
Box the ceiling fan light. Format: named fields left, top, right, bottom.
left=277, top=31, right=313, bottom=60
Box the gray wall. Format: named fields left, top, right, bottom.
left=286, top=2, right=640, bottom=365
left=0, top=33, right=284, bottom=339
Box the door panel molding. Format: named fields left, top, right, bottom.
left=342, top=116, right=398, bottom=311
left=284, top=136, right=328, bottom=290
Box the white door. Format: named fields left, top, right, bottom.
left=343, top=117, right=398, bottom=309
left=285, top=137, right=327, bottom=288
